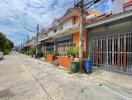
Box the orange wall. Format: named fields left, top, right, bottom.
left=58, top=56, right=72, bottom=68
left=73, top=31, right=86, bottom=51
left=73, top=32, right=79, bottom=48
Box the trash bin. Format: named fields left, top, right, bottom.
left=84, top=60, right=93, bottom=73
left=71, top=61, right=79, bottom=73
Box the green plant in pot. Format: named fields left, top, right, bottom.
left=30, top=48, right=36, bottom=57
left=66, top=48, right=74, bottom=57
left=74, top=48, right=79, bottom=58
left=66, top=48, right=74, bottom=63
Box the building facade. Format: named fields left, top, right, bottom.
left=22, top=0, right=132, bottom=74
left=86, top=9, right=132, bottom=74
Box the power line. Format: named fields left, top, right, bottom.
left=46, top=1, right=75, bottom=29
left=23, top=26, right=36, bottom=33
left=53, top=1, right=75, bottom=19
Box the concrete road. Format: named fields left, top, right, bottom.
left=0, top=52, right=132, bottom=100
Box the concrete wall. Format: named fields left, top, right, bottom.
left=63, top=18, right=73, bottom=29
left=38, top=32, right=47, bottom=41
left=125, top=0, right=132, bottom=3
left=48, top=30, right=55, bottom=37
left=112, top=0, right=125, bottom=14
left=124, top=0, right=132, bottom=11
left=62, top=16, right=79, bottom=30
left=88, top=20, right=132, bottom=37
left=125, top=5, right=132, bottom=11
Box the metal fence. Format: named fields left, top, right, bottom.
left=57, top=40, right=73, bottom=55
left=89, top=32, right=132, bottom=74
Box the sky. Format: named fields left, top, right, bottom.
left=0, top=0, right=112, bottom=46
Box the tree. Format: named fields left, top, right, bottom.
left=0, top=32, right=14, bottom=55
left=0, top=32, right=6, bottom=51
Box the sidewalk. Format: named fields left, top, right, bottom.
left=40, top=57, right=132, bottom=96
left=91, top=69, right=132, bottom=97
left=20, top=55, right=132, bottom=99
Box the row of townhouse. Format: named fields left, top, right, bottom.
left=39, top=8, right=101, bottom=54
left=23, top=0, right=132, bottom=74
left=21, top=36, right=37, bottom=53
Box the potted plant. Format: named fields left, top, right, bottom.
left=66, top=48, right=74, bottom=59
left=29, top=48, right=36, bottom=57
left=74, top=48, right=79, bottom=58
left=46, top=52, right=54, bottom=62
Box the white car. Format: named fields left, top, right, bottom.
left=0, top=51, right=3, bottom=59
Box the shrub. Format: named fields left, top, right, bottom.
left=66, top=48, right=74, bottom=56
left=36, top=52, right=44, bottom=58
left=26, top=51, right=30, bottom=55
left=66, top=48, right=79, bottom=57
left=3, top=49, right=9, bottom=55
left=30, top=48, right=36, bottom=55
left=74, top=48, right=79, bottom=55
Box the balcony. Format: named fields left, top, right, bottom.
left=54, top=24, right=79, bottom=38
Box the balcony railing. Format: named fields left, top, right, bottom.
left=54, top=24, right=79, bottom=38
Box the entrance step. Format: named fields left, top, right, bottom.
left=51, top=60, right=58, bottom=66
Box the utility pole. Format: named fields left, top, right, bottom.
left=75, top=0, right=101, bottom=72
left=36, top=24, right=39, bottom=55
left=27, top=34, right=29, bottom=53
left=79, top=0, right=84, bottom=72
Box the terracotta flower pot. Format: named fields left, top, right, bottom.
left=46, top=54, right=54, bottom=62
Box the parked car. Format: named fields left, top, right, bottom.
left=0, top=51, right=3, bottom=59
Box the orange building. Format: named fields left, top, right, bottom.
left=48, top=8, right=101, bottom=68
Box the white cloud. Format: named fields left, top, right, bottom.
left=0, top=0, right=74, bottom=45
left=0, top=0, right=111, bottom=45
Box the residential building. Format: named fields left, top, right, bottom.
left=37, top=8, right=101, bottom=68
left=28, top=36, right=37, bottom=48
left=21, top=36, right=37, bottom=53
left=38, top=20, right=58, bottom=54
left=55, top=8, right=81, bottom=56
left=23, top=0, right=132, bottom=74
left=38, top=28, right=47, bottom=53
left=54, top=8, right=101, bottom=56
left=86, top=0, right=132, bottom=74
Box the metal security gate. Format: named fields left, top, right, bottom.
left=89, top=32, right=132, bottom=74
left=57, top=41, right=73, bottom=55
left=56, top=35, right=73, bottom=55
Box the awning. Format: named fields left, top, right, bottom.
left=56, top=34, right=73, bottom=42
left=39, top=37, right=49, bottom=42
